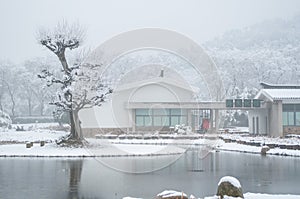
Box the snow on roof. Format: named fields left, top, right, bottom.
left=256, top=89, right=300, bottom=102
left=218, top=176, right=241, bottom=188
left=260, top=82, right=300, bottom=89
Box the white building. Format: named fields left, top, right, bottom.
left=79, top=76, right=201, bottom=137
left=248, top=83, right=300, bottom=137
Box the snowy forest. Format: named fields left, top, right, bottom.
left=0, top=15, right=299, bottom=124
left=204, top=15, right=300, bottom=98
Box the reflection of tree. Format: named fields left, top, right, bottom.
left=68, top=159, right=83, bottom=199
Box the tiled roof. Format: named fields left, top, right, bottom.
left=256, top=89, right=300, bottom=101
left=260, top=82, right=300, bottom=89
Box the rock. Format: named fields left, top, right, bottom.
left=40, top=141, right=45, bottom=147
left=217, top=176, right=244, bottom=199
left=26, top=142, right=31, bottom=148
left=261, top=146, right=270, bottom=155
left=155, top=190, right=188, bottom=199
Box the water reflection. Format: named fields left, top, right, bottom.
left=0, top=158, right=84, bottom=199
left=1, top=152, right=300, bottom=199
left=67, top=160, right=83, bottom=199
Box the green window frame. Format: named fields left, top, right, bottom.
left=135, top=108, right=188, bottom=127
left=282, top=104, right=300, bottom=126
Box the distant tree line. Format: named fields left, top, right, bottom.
left=0, top=57, right=59, bottom=121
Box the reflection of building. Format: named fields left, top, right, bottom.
left=248, top=83, right=300, bottom=137
left=79, top=75, right=219, bottom=137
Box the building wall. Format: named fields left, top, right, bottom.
left=269, top=101, right=283, bottom=137
left=283, top=126, right=300, bottom=135
left=248, top=109, right=268, bottom=135
left=79, top=82, right=194, bottom=135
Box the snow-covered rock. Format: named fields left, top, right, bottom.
left=217, top=176, right=243, bottom=199
left=218, top=176, right=242, bottom=188
left=261, top=145, right=270, bottom=155
left=156, top=190, right=188, bottom=199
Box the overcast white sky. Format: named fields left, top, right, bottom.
left=1, top=0, right=300, bottom=64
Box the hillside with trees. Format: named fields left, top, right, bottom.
left=204, top=15, right=300, bottom=99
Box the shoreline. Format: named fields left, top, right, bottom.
left=1, top=139, right=300, bottom=158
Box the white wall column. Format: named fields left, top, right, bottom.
left=132, top=109, right=136, bottom=132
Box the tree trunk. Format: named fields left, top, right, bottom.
left=58, top=52, right=70, bottom=74
left=8, top=90, right=15, bottom=119
left=28, top=98, right=32, bottom=116
left=69, top=110, right=83, bottom=140
left=0, top=97, right=3, bottom=114
left=4, top=81, right=15, bottom=119
left=73, top=110, right=83, bottom=139
left=70, top=110, right=76, bottom=138
left=40, top=99, right=44, bottom=116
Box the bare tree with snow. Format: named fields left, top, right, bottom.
left=37, top=21, right=112, bottom=143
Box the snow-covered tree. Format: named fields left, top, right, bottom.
left=0, top=109, right=11, bottom=129
left=0, top=61, right=19, bottom=119
left=37, top=21, right=112, bottom=142
left=22, top=58, right=57, bottom=116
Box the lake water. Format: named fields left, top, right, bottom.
left=1, top=150, right=300, bottom=199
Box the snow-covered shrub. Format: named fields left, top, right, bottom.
left=0, top=110, right=12, bottom=128
left=174, top=124, right=192, bottom=134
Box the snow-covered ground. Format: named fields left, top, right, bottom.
left=219, top=133, right=300, bottom=146
left=204, top=193, right=300, bottom=199
left=0, top=128, right=186, bottom=157
left=1, top=126, right=300, bottom=157
left=0, top=129, right=68, bottom=143
left=217, top=134, right=300, bottom=157
left=0, top=141, right=186, bottom=157
left=123, top=192, right=300, bottom=199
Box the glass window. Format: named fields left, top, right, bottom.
left=162, top=116, right=169, bottom=126
left=135, top=108, right=188, bottom=127
left=283, top=104, right=294, bottom=112
left=153, top=109, right=168, bottom=116
left=283, top=112, right=288, bottom=126
left=180, top=116, right=187, bottom=125
left=288, top=112, right=294, bottom=125
left=136, top=109, right=151, bottom=116
left=136, top=116, right=144, bottom=126
left=153, top=116, right=162, bottom=126
left=144, top=116, right=152, bottom=126
left=296, top=112, right=300, bottom=126
left=171, top=116, right=180, bottom=126
left=295, top=104, right=300, bottom=111
left=170, top=109, right=181, bottom=115
left=283, top=112, right=295, bottom=126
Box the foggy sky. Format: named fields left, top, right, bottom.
left=1, top=0, right=300, bottom=64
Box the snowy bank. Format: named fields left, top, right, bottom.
left=0, top=129, right=68, bottom=143
left=0, top=138, right=186, bottom=158
left=217, top=134, right=300, bottom=157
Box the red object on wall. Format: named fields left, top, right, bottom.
left=202, top=119, right=210, bottom=130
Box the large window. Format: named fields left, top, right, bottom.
left=135, top=109, right=152, bottom=126
left=283, top=104, right=300, bottom=126
left=135, top=108, right=187, bottom=127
